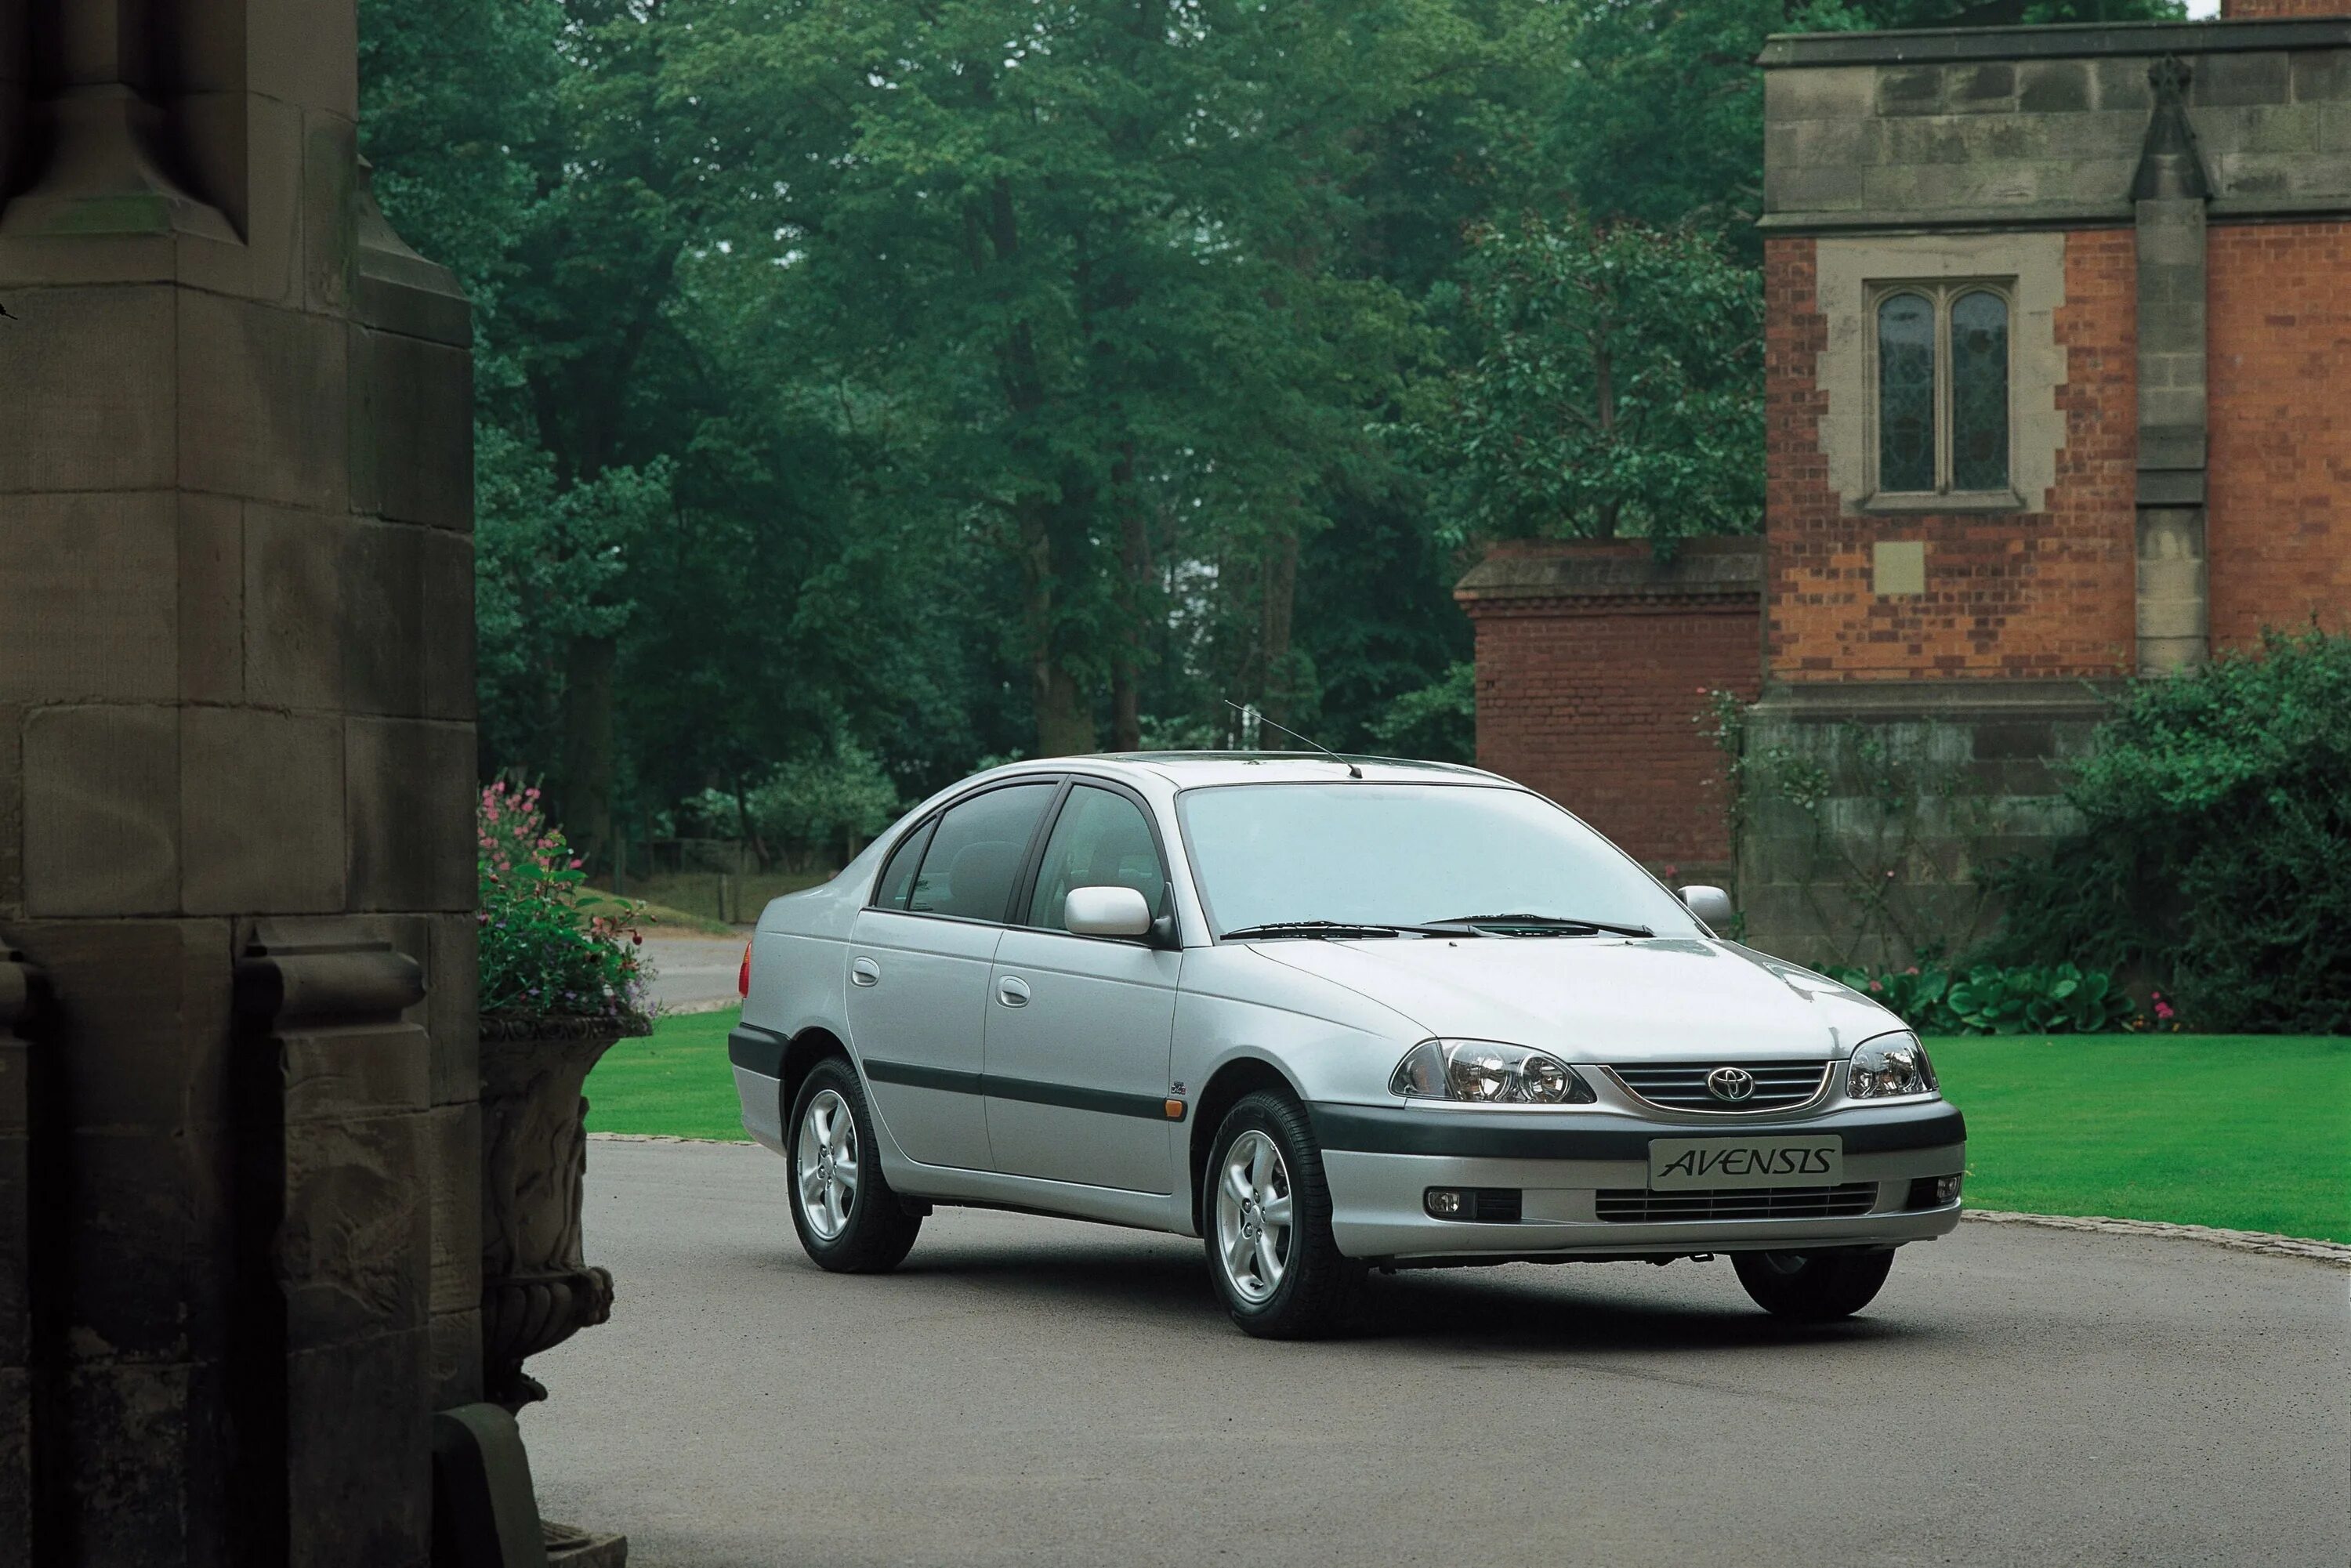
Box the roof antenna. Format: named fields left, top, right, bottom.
left=1224, top=700, right=1362, bottom=779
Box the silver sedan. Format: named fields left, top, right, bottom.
left=729, top=754, right=1964, bottom=1338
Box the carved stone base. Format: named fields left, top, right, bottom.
left=477, top=1012, right=646, bottom=1412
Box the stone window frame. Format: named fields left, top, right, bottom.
left=1862, top=277, right=2025, bottom=513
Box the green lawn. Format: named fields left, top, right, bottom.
left=1930, top=1034, right=2349, bottom=1244
left=584, top=1016, right=2351, bottom=1243
left=586, top=1009, right=755, bottom=1141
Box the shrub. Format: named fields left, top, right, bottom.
left=479, top=780, right=649, bottom=1022
left=1980, top=628, right=2351, bottom=1033
left=696, top=739, right=901, bottom=868
left=1826, top=962, right=2139, bottom=1036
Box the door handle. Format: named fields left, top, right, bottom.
left=996, top=975, right=1031, bottom=1008
left=850, top=957, right=881, bottom=987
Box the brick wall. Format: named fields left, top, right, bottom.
left=2208, top=219, right=2351, bottom=647
left=1764, top=232, right=2140, bottom=682
left=1458, top=540, right=1762, bottom=876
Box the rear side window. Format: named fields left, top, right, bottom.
left=871, top=817, right=937, bottom=910
left=906, top=783, right=1056, bottom=922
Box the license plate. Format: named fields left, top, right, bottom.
left=1648, top=1135, right=1843, bottom=1191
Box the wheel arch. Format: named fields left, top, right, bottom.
left=1187, top=1055, right=1307, bottom=1234
left=778, top=1025, right=852, bottom=1131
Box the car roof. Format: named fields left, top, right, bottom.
left=971, top=751, right=1515, bottom=791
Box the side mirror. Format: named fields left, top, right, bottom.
left=1678, top=885, right=1734, bottom=929
left=1066, top=885, right=1154, bottom=940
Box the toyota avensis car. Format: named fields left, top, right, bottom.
left=727, top=753, right=1964, bottom=1338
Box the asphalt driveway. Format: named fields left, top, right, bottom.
left=525, top=1139, right=2349, bottom=1567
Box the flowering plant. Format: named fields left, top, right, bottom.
left=1825, top=961, right=2136, bottom=1036
left=477, top=780, right=648, bottom=1023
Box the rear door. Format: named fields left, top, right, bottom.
left=846, top=780, right=1058, bottom=1171
left=983, top=780, right=1182, bottom=1193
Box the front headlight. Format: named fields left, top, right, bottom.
left=1390, top=1040, right=1596, bottom=1105
left=1846, top=1031, right=1939, bottom=1099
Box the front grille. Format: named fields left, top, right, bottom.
left=1596, top=1183, right=1878, bottom=1223
left=1610, top=1060, right=1829, bottom=1114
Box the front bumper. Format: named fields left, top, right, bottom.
left=1310, top=1099, right=1965, bottom=1262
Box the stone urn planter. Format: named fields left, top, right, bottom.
left=478, top=1009, right=651, bottom=1410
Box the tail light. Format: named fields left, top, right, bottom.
left=737, top=942, right=752, bottom=999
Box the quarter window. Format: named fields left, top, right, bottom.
left=1026, top=785, right=1168, bottom=931
left=905, top=783, right=1056, bottom=922
left=871, top=817, right=936, bottom=911
left=1871, top=282, right=2012, bottom=498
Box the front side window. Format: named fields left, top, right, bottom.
left=905, top=782, right=1056, bottom=922
left=1872, top=282, right=2011, bottom=498
left=1176, top=784, right=1699, bottom=938
left=1026, top=785, right=1168, bottom=930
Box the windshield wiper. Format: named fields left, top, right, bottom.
left=1425, top=912, right=1655, bottom=939
left=1219, top=920, right=1447, bottom=942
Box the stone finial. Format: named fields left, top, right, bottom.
left=2132, top=56, right=2211, bottom=204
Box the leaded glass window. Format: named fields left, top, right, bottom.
left=1877, top=293, right=1936, bottom=493
left=1950, top=290, right=2009, bottom=491
left=1869, top=280, right=2013, bottom=500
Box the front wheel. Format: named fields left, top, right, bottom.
left=788, top=1057, right=921, bottom=1273
left=1203, top=1092, right=1364, bottom=1338
left=1732, top=1247, right=1895, bottom=1320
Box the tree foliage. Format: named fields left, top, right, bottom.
left=360, top=0, right=2184, bottom=869
left=1412, top=212, right=1764, bottom=545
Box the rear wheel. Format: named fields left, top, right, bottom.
left=1733, top=1247, right=1895, bottom=1320
left=788, top=1058, right=921, bottom=1273
left=1203, top=1092, right=1363, bottom=1338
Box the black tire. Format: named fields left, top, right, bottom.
left=787, top=1057, right=922, bottom=1273
left=1201, top=1090, right=1365, bottom=1339
left=1732, top=1246, right=1895, bottom=1320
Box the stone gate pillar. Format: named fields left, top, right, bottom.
left=0, top=0, right=477, bottom=1561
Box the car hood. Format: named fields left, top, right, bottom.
left=1246, top=936, right=1902, bottom=1063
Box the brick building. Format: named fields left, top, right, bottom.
left=1462, top=2, right=2351, bottom=962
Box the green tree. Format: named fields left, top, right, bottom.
left=1412, top=212, right=1764, bottom=545
left=669, top=0, right=1465, bottom=748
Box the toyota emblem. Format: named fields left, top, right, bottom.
left=1706, top=1066, right=1757, bottom=1103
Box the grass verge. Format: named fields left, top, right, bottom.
left=1929, top=1034, right=2349, bottom=1244
left=582, top=1017, right=2351, bottom=1243
left=585, top=1008, right=752, bottom=1140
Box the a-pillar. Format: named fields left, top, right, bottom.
left=0, top=0, right=477, bottom=1561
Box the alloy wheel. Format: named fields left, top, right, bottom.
left=1215, top=1129, right=1294, bottom=1305
left=796, top=1088, right=859, bottom=1240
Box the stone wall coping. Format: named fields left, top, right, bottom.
left=1753, top=676, right=2125, bottom=721
left=1759, top=16, right=2351, bottom=69
left=1454, top=537, right=1765, bottom=606
left=1759, top=199, right=2351, bottom=231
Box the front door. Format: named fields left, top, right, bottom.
left=846, top=779, right=1058, bottom=1171
left=984, top=783, right=1181, bottom=1193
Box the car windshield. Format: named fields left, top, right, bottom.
left=1176, top=782, right=1700, bottom=939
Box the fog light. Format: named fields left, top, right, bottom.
left=1424, top=1188, right=1464, bottom=1217
left=1906, top=1174, right=1965, bottom=1209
